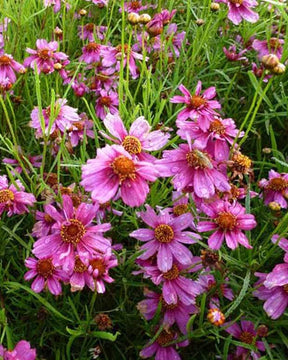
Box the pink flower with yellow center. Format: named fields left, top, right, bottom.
left=0, top=53, right=25, bottom=84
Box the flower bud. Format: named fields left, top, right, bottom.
left=139, top=13, right=152, bottom=24
left=54, top=63, right=62, bottom=70
left=262, top=147, right=271, bottom=154
left=257, top=325, right=268, bottom=337
left=146, top=19, right=163, bottom=37
left=269, top=201, right=281, bottom=211
left=78, top=9, right=87, bottom=16
left=271, top=63, right=286, bottom=75
left=196, top=19, right=205, bottom=26
left=207, top=308, right=225, bottom=326
left=262, top=54, right=279, bottom=69
left=128, top=12, right=140, bottom=25
left=210, top=2, right=220, bottom=11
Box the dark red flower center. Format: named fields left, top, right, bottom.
left=0, top=189, right=14, bottom=203
left=270, top=37, right=281, bottom=50
left=60, top=219, right=86, bottom=245
left=186, top=149, right=212, bottom=169
left=122, top=135, right=142, bottom=155
left=85, top=23, right=95, bottom=32
left=239, top=331, right=254, bottom=344
left=163, top=264, right=179, bottom=280
left=215, top=211, right=237, bottom=230
left=154, top=224, right=174, bottom=243
left=111, top=155, right=136, bottom=182
left=189, top=95, right=206, bottom=108
left=173, top=204, right=188, bottom=216
left=156, top=330, right=175, bottom=346
left=130, top=1, right=141, bottom=10
left=99, top=96, right=112, bottom=106
left=267, top=178, right=288, bottom=192
left=37, top=49, right=51, bottom=60
left=283, top=284, right=288, bottom=293
left=36, top=258, right=54, bottom=278
left=89, top=258, right=106, bottom=277
left=0, top=55, right=11, bottom=65
left=74, top=256, right=87, bottom=273
left=209, top=119, right=225, bottom=135
left=85, top=42, right=100, bottom=52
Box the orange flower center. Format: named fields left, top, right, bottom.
left=154, top=224, right=174, bottom=243
left=36, top=258, right=54, bottom=278
left=116, top=44, right=129, bottom=55
left=283, top=284, right=288, bottom=293
left=89, top=258, right=106, bottom=277
left=122, top=135, right=142, bottom=155
left=232, top=153, right=252, bottom=172
left=189, top=95, right=206, bottom=108
left=215, top=211, right=237, bottom=230
left=186, top=149, right=212, bottom=169
left=60, top=219, right=86, bottom=245
left=130, top=1, right=141, bottom=9
left=156, top=330, right=175, bottom=346
left=74, top=255, right=87, bottom=273
left=38, top=49, right=51, bottom=60
left=111, top=155, right=136, bottom=182
left=0, top=189, right=14, bottom=203
left=230, top=0, right=243, bottom=4
left=207, top=308, right=226, bottom=326
left=0, top=55, right=11, bottom=65
left=173, top=204, right=188, bottom=216
left=85, top=23, right=95, bottom=32
left=209, top=120, right=225, bottom=135
left=267, top=178, right=288, bottom=192
left=99, top=96, right=112, bottom=106
left=163, top=264, right=180, bottom=280
left=239, top=331, right=254, bottom=344
left=85, top=42, right=100, bottom=52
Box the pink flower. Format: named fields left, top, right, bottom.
left=100, top=113, right=170, bottom=161
left=44, top=0, right=63, bottom=12
left=0, top=340, right=36, bottom=360
left=85, top=0, right=108, bottom=6
left=225, top=320, right=266, bottom=359
left=81, top=144, right=159, bottom=207
left=95, top=90, right=119, bottom=120
left=30, top=98, right=81, bottom=138
left=253, top=271, right=288, bottom=319
left=252, top=38, right=284, bottom=60
left=24, top=39, right=68, bottom=74
left=223, top=45, right=247, bottom=61
left=0, top=53, right=25, bottom=84
left=137, top=289, right=198, bottom=334
left=171, top=81, right=221, bottom=131
left=78, top=23, right=107, bottom=41
left=32, top=205, right=56, bottom=238
left=3, top=147, right=42, bottom=174
left=130, top=205, right=200, bottom=272
left=67, top=112, right=95, bottom=147
left=24, top=256, right=68, bottom=295
left=156, top=142, right=230, bottom=198
left=198, top=199, right=256, bottom=250
left=80, top=42, right=104, bottom=64
left=272, top=234, right=288, bottom=263
left=0, top=175, right=36, bottom=217
left=177, top=116, right=243, bottom=161
left=120, top=1, right=156, bottom=13
left=216, top=0, right=259, bottom=25
left=32, top=195, right=112, bottom=272
left=258, top=170, right=288, bottom=208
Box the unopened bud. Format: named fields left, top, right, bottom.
left=128, top=12, right=140, bottom=25
left=262, top=54, right=279, bottom=69
left=78, top=9, right=87, bottom=16
left=196, top=19, right=205, bottom=26
left=210, top=2, right=220, bottom=11
left=257, top=325, right=268, bottom=337
left=262, top=147, right=271, bottom=154
left=54, top=27, right=63, bottom=37
left=271, top=63, right=286, bottom=75
left=139, top=13, right=152, bottom=24
left=54, top=63, right=62, bottom=70
left=207, top=308, right=225, bottom=326
left=269, top=201, right=281, bottom=211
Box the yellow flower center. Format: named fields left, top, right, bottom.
left=209, top=120, right=225, bottom=135
left=154, top=224, right=174, bottom=243
left=189, top=95, right=206, bottom=108
left=163, top=264, right=180, bottom=280
left=74, top=256, right=88, bottom=273
left=186, top=149, right=212, bottom=169
left=111, top=155, right=136, bottom=182
left=230, top=0, right=243, bottom=4
left=267, top=178, right=288, bottom=192
left=122, top=135, right=142, bottom=155
left=215, top=211, right=237, bottom=230
left=173, top=204, right=189, bottom=216
left=60, top=219, right=86, bottom=245
left=0, top=189, right=14, bottom=203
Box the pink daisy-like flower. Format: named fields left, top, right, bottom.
left=85, top=0, right=108, bottom=7
left=32, top=205, right=56, bottom=238
left=253, top=271, right=288, bottom=319
left=120, top=1, right=156, bottom=13
left=0, top=340, right=37, bottom=360
left=67, top=112, right=95, bottom=147
left=0, top=175, right=36, bottom=217
left=140, top=329, right=188, bottom=360
left=177, top=116, right=243, bottom=162
left=3, top=146, right=42, bottom=175
left=170, top=81, right=221, bottom=131
left=78, top=24, right=107, bottom=42
left=258, top=170, right=288, bottom=208
left=44, top=0, right=65, bottom=13
left=24, top=39, right=68, bottom=74
left=81, top=144, right=159, bottom=207
left=198, top=199, right=256, bottom=250
left=130, top=205, right=200, bottom=272
left=100, top=113, right=170, bottom=161
left=0, top=53, right=25, bottom=84
left=225, top=320, right=266, bottom=359
left=95, top=90, right=119, bottom=120
left=137, top=289, right=198, bottom=334
left=156, top=141, right=230, bottom=198
left=252, top=37, right=284, bottom=60
left=30, top=98, right=81, bottom=138
left=223, top=45, right=247, bottom=61
left=24, top=256, right=68, bottom=295
left=80, top=42, right=104, bottom=64
left=32, top=195, right=111, bottom=271
left=216, top=0, right=259, bottom=25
